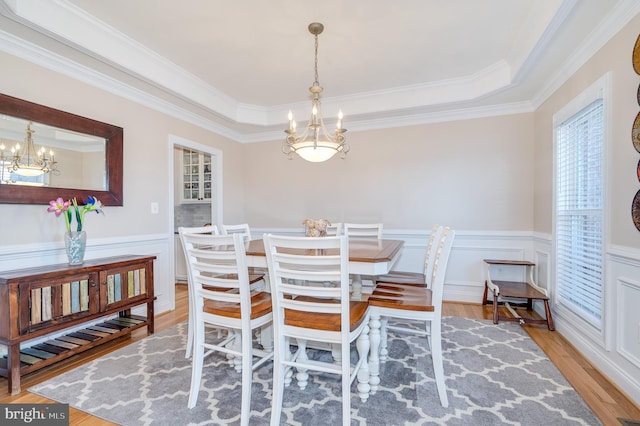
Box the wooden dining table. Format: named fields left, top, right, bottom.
left=245, top=237, right=405, bottom=298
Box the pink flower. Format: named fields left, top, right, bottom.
left=47, top=197, right=70, bottom=217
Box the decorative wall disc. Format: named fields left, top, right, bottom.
left=637, top=82, right=640, bottom=106
left=634, top=33, right=640, bottom=74
left=638, top=159, right=640, bottom=182
left=633, top=190, right=640, bottom=231
left=634, top=112, right=640, bottom=153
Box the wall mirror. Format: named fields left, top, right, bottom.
left=0, top=93, right=123, bottom=205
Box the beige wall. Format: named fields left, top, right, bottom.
left=48, top=148, right=104, bottom=191
left=243, top=114, right=535, bottom=231
left=0, top=46, right=537, bottom=241
left=533, top=13, right=640, bottom=249
left=2, top=13, right=639, bottom=249
left=0, top=51, right=244, bottom=245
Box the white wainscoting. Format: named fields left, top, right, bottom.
left=533, top=234, right=640, bottom=405
left=0, top=233, right=173, bottom=314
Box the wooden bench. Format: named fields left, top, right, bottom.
left=482, top=259, right=554, bottom=330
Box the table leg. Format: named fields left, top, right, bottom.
left=352, top=274, right=363, bottom=300
left=284, top=336, right=293, bottom=387
left=368, top=312, right=381, bottom=395
left=380, top=318, right=389, bottom=362
left=356, top=323, right=370, bottom=402
left=296, top=340, right=309, bottom=390
left=259, top=324, right=274, bottom=353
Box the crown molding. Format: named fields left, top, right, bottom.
left=0, top=0, right=555, bottom=131
left=0, top=26, right=535, bottom=144
left=240, top=101, right=534, bottom=144
left=532, top=0, right=640, bottom=109
left=0, top=0, right=637, bottom=143
left=0, top=29, right=246, bottom=141
left=509, top=0, right=580, bottom=85
left=0, top=0, right=240, bottom=118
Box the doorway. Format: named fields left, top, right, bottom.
left=168, top=134, right=223, bottom=311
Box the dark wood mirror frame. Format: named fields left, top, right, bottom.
left=0, top=93, right=123, bottom=206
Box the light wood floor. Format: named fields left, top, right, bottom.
left=1, top=284, right=639, bottom=425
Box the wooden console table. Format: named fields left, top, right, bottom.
left=0, top=255, right=155, bottom=395
left=482, top=259, right=554, bottom=330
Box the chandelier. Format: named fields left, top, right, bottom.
left=283, top=22, right=349, bottom=162
left=0, top=121, right=58, bottom=180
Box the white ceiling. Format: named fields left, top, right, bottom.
left=0, top=0, right=637, bottom=142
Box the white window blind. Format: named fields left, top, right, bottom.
left=555, top=99, right=603, bottom=327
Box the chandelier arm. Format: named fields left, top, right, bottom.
left=314, top=98, right=348, bottom=151
left=2, top=122, right=59, bottom=178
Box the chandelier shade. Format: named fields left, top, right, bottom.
left=283, top=22, right=349, bottom=162
left=288, top=140, right=344, bottom=163
left=0, top=122, right=58, bottom=182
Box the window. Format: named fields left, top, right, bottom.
left=0, top=163, right=48, bottom=186
left=554, top=96, right=604, bottom=329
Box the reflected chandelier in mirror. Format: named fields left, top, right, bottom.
left=1, top=121, right=61, bottom=182
left=0, top=93, right=123, bottom=205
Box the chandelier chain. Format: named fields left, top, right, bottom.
left=313, top=33, right=319, bottom=87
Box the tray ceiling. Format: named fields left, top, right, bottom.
left=0, top=0, right=637, bottom=142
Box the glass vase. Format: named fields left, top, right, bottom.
left=64, top=231, right=87, bottom=266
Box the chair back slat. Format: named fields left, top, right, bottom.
left=429, top=227, right=455, bottom=311
left=221, top=223, right=252, bottom=241
left=343, top=223, right=383, bottom=239
left=423, top=224, right=444, bottom=287
left=180, top=232, right=252, bottom=318
left=325, top=222, right=342, bottom=236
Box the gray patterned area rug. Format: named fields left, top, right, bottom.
left=29, top=317, right=601, bottom=426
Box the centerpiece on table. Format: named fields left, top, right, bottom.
left=47, top=196, right=104, bottom=265
left=302, top=218, right=331, bottom=237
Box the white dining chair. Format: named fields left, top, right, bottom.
left=221, top=223, right=252, bottom=241
left=179, top=225, right=219, bottom=359
left=263, top=234, right=371, bottom=426
left=374, top=224, right=444, bottom=362
left=220, top=223, right=267, bottom=290
left=367, top=227, right=455, bottom=408
left=343, top=223, right=384, bottom=296
left=181, top=232, right=273, bottom=426
left=325, top=222, right=343, bottom=236
left=343, top=223, right=383, bottom=239
left=180, top=226, right=265, bottom=360
left=375, top=224, right=444, bottom=287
